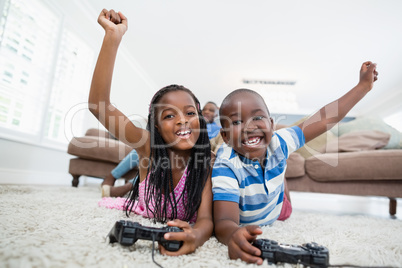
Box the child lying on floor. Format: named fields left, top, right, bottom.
left=212, top=61, right=378, bottom=264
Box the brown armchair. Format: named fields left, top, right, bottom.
left=67, top=128, right=138, bottom=187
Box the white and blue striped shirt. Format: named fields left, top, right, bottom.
left=212, top=126, right=305, bottom=226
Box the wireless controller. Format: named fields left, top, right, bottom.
left=253, top=239, right=329, bottom=267
left=108, top=220, right=183, bottom=251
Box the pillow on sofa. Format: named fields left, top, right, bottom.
left=296, top=131, right=337, bottom=158
left=289, top=117, right=338, bottom=158
left=324, top=130, right=391, bottom=153
left=331, top=116, right=402, bottom=149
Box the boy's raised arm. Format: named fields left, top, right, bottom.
left=88, top=9, right=149, bottom=155
left=298, top=61, right=378, bottom=143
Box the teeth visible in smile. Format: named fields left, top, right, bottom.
left=176, top=130, right=191, bottom=136
left=242, top=137, right=261, bottom=146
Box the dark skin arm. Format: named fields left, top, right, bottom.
left=91, top=9, right=213, bottom=256
left=298, top=61, right=378, bottom=142
left=159, top=176, right=213, bottom=255
left=214, top=201, right=263, bottom=265
left=214, top=61, right=378, bottom=265
left=88, top=9, right=150, bottom=159
left=159, top=154, right=215, bottom=256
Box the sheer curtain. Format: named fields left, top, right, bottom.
left=0, top=0, right=94, bottom=148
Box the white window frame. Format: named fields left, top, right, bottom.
left=0, top=0, right=96, bottom=151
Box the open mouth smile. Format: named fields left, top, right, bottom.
left=242, top=136, right=262, bottom=147
left=176, top=129, right=192, bottom=139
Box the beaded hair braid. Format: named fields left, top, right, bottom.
left=125, top=85, right=211, bottom=223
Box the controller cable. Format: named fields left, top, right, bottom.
left=151, top=234, right=163, bottom=268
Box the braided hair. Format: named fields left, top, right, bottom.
left=125, top=85, right=211, bottom=223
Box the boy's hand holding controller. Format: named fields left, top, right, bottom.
left=227, top=225, right=264, bottom=265
left=213, top=61, right=378, bottom=265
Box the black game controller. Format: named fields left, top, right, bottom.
left=108, top=220, right=183, bottom=251
left=253, top=239, right=329, bottom=267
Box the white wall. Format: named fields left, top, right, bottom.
left=0, top=139, right=72, bottom=185
left=0, top=0, right=156, bottom=186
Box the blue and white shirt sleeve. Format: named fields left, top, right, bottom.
left=212, top=152, right=240, bottom=203
left=275, top=125, right=305, bottom=157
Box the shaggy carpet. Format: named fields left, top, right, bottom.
left=0, top=185, right=401, bottom=268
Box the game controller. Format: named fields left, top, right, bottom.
left=108, top=220, right=183, bottom=251
left=252, top=239, right=329, bottom=267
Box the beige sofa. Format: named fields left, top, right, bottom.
left=283, top=117, right=402, bottom=216
left=286, top=150, right=402, bottom=216
left=68, top=117, right=402, bottom=215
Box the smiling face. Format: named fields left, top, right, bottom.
left=154, top=90, right=200, bottom=151
left=220, top=91, right=274, bottom=162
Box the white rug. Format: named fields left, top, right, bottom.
left=0, top=185, right=401, bottom=268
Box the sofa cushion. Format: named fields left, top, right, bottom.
left=331, top=116, right=402, bottom=149
left=305, top=150, right=402, bottom=182
left=68, top=136, right=133, bottom=163
left=285, top=153, right=305, bottom=178
left=324, top=130, right=390, bottom=153
left=290, top=117, right=338, bottom=159
left=296, top=131, right=337, bottom=158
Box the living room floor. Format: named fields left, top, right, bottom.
left=290, top=191, right=401, bottom=220
left=83, top=177, right=401, bottom=220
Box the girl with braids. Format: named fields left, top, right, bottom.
left=89, top=9, right=213, bottom=255
left=100, top=101, right=222, bottom=198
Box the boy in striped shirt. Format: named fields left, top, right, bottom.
left=212, top=62, right=378, bottom=264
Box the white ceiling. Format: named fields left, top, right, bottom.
left=83, top=0, right=402, bottom=117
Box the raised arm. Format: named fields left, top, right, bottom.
left=298, top=61, right=378, bottom=143
left=88, top=9, right=150, bottom=155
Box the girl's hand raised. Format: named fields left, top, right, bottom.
left=97, top=9, right=127, bottom=36
left=158, top=220, right=199, bottom=256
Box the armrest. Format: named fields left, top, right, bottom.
left=85, top=128, right=114, bottom=139
left=68, top=136, right=133, bottom=163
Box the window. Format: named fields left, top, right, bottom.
left=384, top=111, right=402, bottom=132
left=0, top=0, right=94, bottom=148
left=44, top=29, right=95, bottom=144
